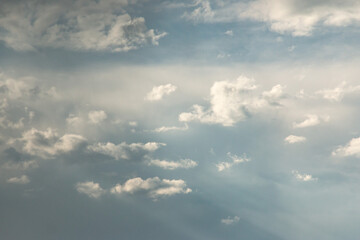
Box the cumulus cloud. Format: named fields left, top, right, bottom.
left=76, top=181, right=105, bottom=199
left=145, top=84, right=177, bottom=101
left=316, top=81, right=360, bottom=102
left=332, top=137, right=360, bottom=157
left=221, top=216, right=240, bottom=225
left=88, top=110, right=107, bottom=124
left=88, top=141, right=165, bottom=160
left=179, top=76, right=283, bottom=126
left=293, top=114, right=329, bottom=128
left=292, top=170, right=317, bottom=182
left=0, top=0, right=166, bottom=52
left=17, top=128, right=86, bottom=158
left=148, top=158, right=198, bottom=170
left=110, top=177, right=192, bottom=199
left=284, top=135, right=306, bottom=144
left=6, top=175, right=30, bottom=184
left=216, top=152, right=250, bottom=171
left=184, top=0, right=360, bottom=36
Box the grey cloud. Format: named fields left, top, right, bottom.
left=0, top=0, right=166, bottom=52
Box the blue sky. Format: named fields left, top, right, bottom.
left=1, top=0, right=360, bottom=239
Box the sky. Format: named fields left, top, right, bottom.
left=1, top=0, right=360, bottom=239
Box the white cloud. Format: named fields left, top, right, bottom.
left=88, top=110, right=107, bottom=124
left=316, top=81, right=360, bottom=102
left=148, top=158, right=198, bottom=170
left=284, top=135, right=306, bottom=144
left=184, top=0, right=360, bottom=36
left=7, top=175, right=30, bottom=184
left=221, top=216, right=240, bottom=225
left=145, top=84, right=177, bottom=101
left=179, top=76, right=283, bottom=126
left=88, top=141, right=165, bottom=160
left=76, top=181, right=105, bottom=199
left=332, top=137, right=360, bottom=157
left=128, top=121, right=138, bottom=127
left=292, top=170, right=317, bottom=182
left=293, top=114, right=329, bottom=128
left=18, top=128, right=86, bottom=158
left=152, top=124, right=188, bottom=133
left=110, top=177, right=192, bottom=199
left=216, top=152, right=250, bottom=171
left=0, top=0, right=166, bottom=52
left=224, top=30, right=233, bottom=36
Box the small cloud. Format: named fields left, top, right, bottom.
left=221, top=216, right=240, bottom=225
left=148, top=158, right=198, bottom=170
left=88, top=110, right=107, bottom=124
left=316, top=81, right=360, bottom=102
left=145, top=84, right=177, bottom=101
left=152, top=124, right=188, bottom=133
left=292, top=170, right=317, bottom=182
left=76, top=181, right=105, bottom=199
left=284, top=135, right=306, bottom=144
left=293, top=114, right=329, bottom=128
left=7, top=175, right=30, bottom=184
left=88, top=141, right=165, bottom=160
left=128, top=121, right=138, bottom=127
left=332, top=137, right=360, bottom=157
left=224, top=30, right=233, bottom=36
left=15, top=128, right=86, bottom=158
left=110, top=177, right=191, bottom=199
left=216, top=152, right=250, bottom=171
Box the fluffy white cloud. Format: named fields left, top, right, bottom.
left=110, top=177, right=192, bottom=199
left=184, top=0, right=360, bottom=36
left=88, top=110, right=107, bottom=124
left=18, top=128, right=86, bottom=158
left=221, top=216, right=240, bottom=225
left=332, top=137, right=360, bottom=157
left=292, top=170, right=317, bottom=182
left=216, top=152, right=250, bottom=171
left=293, top=114, right=329, bottom=128
left=6, top=175, right=30, bottom=184
left=148, top=158, right=198, bottom=170
left=179, top=76, right=283, bottom=126
left=76, top=181, right=105, bottom=199
left=284, top=135, right=306, bottom=144
left=0, top=0, right=166, bottom=52
left=88, top=141, right=165, bottom=160
left=316, top=81, right=360, bottom=102
left=145, top=84, right=177, bottom=101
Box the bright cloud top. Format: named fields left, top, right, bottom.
left=293, top=114, right=329, bottom=128
left=179, top=76, right=284, bottom=126
left=110, top=177, right=192, bottom=199
left=76, top=181, right=106, bottom=199
left=145, top=84, right=177, bottom=101
left=7, top=175, right=30, bottom=184
left=292, top=170, right=318, bottom=182
left=17, top=128, right=86, bottom=158
left=332, top=137, right=360, bottom=157
left=184, top=0, right=360, bottom=36
left=88, top=141, right=165, bottom=160
left=0, top=0, right=166, bottom=52
left=284, top=135, right=306, bottom=144
left=216, top=152, right=250, bottom=172
left=148, top=158, right=198, bottom=170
